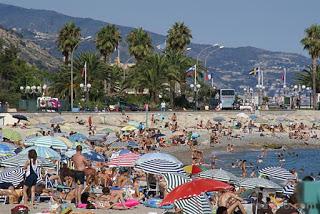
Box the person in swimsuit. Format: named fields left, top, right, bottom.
left=23, top=149, right=39, bottom=207
left=71, top=145, right=90, bottom=205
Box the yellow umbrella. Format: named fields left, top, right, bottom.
left=121, top=125, right=137, bottom=132
left=2, top=128, right=22, bottom=142
left=56, top=136, right=73, bottom=148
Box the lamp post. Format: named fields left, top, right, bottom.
left=306, top=87, right=312, bottom=109
left=190, top=83, right=201, bottom=110
left=20, top=85, right=44, bottom=112
left=204, top=45, right=224, bottom=68
left=70, top=36, right=92, bottom=111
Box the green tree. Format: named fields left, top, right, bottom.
left=126, top=27, right=153, bottom=61
left=57, top=22, right=81, bottom=64
left=130, top=53, right=177, bottom=103
left=301, top=24, right=320, bottom=109
left=96, top=24, right=121, bottom=63
left=296, top=66, right=320, bottom=92
left=166, top=22, right=192, bottom=53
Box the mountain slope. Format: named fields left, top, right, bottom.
left=0, top=3, right=311, bottom=91
left=0, top=27, right=60, bottom=70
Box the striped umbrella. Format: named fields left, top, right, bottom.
left=198, top=169, right=240, bottom=183
left=0, top=153, right=55, bottom=168
left=259, top=167, right=295, bottom=181
left=56, top=137, right=73, bottom=148
left=0, top=167, right=42, bottom=187
left=68, top=133, right=87, bottom=143
left=25, top=136, right=68, bottom=150
left=2, top=128, right=22, bottom=142
left=163, top=173, right=212, bottom=214
left=49, top=116, right=65, bottom=125
left=19, top=146, right=61, bottom=160
left=136, top=152, right=183, bottom=166
left=238, top=178, right=282, bottom=190
left=283, top=183, right=296, bottom=195
left=0, top=142, right=16, bottom=156
left=64, top=149, right=105, bottom=162
left=107, top=152, right=140, bottom=167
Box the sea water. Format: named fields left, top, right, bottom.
left=207, top=148, right=320, bottom=179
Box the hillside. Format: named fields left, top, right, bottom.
left=0, top=27, right=60, bottom=70
left=0, top=3, right=311, bottom=91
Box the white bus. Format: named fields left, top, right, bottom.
left=220, top=89, right=236, bottom=109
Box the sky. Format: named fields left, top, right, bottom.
left=0, top=0, right=319, bottom=54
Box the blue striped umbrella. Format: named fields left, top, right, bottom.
left=0, top=153, right=55, bottom=168
left=0, top=142, right=16, bottom=156
left=0, top=167, right=41, bottom=187
left=259, top=167, right=295, bottom=181
left=283, top=183, right=296, bottom=195
left=19, top=146, right=61, bottom=160
left=163, top=173, right=212, bottom=214
left=64, top=149, right=105, bottom=162
left=25, top=136, right=68, bottom=150
left=238, top=178, right=282, bottom=190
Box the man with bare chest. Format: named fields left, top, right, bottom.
left=71, top=145, right=89, bottom=205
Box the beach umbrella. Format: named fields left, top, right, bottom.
left=259, top=166, right=295, bottom=181
left=213, top=116, right=225, bottom=122
left=25, top=136, right=68, bottom=150
left=127, top=120, right=140, bottom=128
left=121, top=125, right=136, bottom=132
left=19, top=146, right=61, bottom=160
left=109, top=141, right=127, bottom=149
left=56, top=137, right=73, bottom=148
left=191, top=132, right=200, bottom=139
left=49, top=116, right=65, bottom=125
left=12, top=114, right=28, bottom=122
left=198, top=169, right=240, bottom=183
left=127, top=141, right=139, bottom=148
left=161, top=178, right=232, bottom=206
left=238, top=178, right=282, bottom=190
left=2, top=128, right=22, bottom=142
left=135, top=159, right=185, bottom=174
left=101, top=128, right=114, bottom=133
left=0, top=143, right=16, bottom=156
left=64, top=149, right=105, bottom=162
left=0, top=153, right=55, bottom=168
left=283, top=183, right=296, bottom=196
left=119, top=149, right=131, bottom=155
left=151, top=133, right=166, bottom=138
left=105, top=134, right=118, bottom=145
left=249, top=115, right=257, bottom=120
left=136, top=152, right=183, bottom=166
left=71, top=141, right=90, bottom=150
left=68, top=133, right=87, bottom=143
left=255, top=118, right=269, bottom=124
left=0, top=167, right=42, bottom=187
left=88, top=134, right=106, bottom=142
left=107, top=152, right=140, bottom=167
left=183, top=165, right=203, bottom=174
left=35, top=123, right=50, bottom=130
left=162, top=173, right=212, bottom=214
left=236, top=113, right=249, bottom=119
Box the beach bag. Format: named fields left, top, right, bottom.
left=11, top=205, right=29, bottom=214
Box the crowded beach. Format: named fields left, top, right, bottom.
left=0, top=110, right=319, bottom=214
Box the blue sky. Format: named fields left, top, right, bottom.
left=0, top=0, right=319, bottom=54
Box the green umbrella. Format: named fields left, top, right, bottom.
left=102, top=128, right=114, bottom=133
left=2, top=128, right=22, bottom=142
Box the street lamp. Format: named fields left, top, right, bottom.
left=190, top=83, right=201, bottom=110
left=70, top=36, right=92, bottom=111
left=80, top=82, right=92, bottom=110
left=204, top=45, right=224, bottom=67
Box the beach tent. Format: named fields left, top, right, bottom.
left=162, top=173, right=212, bottom=214
left=198, top=168, right=240, bottom=183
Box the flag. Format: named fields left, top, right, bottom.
left=249, top=67, right=259, bottom=76
left=205, top=73, right=212, bottom=81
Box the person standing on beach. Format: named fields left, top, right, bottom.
left=72, top=145, right=90, bottom=205
left=23, top=149, right=39, bottom=207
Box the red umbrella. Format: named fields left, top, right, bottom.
left=160, top=178, right=232, bottom=206
left=183, top=165, right=203, bottom=174
left=107, top=152, right=140, bottom=167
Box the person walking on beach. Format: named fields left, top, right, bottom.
left=72, top=145, right=90, bottom=205
left=23, top=149, right=39, bottom=207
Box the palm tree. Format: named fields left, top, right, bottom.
left=126, top=28, right=153, bottom=61
left=301, top=24, right=320, bottom=109
left=296, top=66, right=320, bottom=92
left=131, top=53, right=176, bottom=103
left=96, top=24, right=121, bottom=63
left=57, top=22, right=81, bottom=64
left=166, top=22, right=192, bottom=53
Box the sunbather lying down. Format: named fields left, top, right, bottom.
left=0, top=182, right=23, bottom=204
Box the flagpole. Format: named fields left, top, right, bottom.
left=84, top=62, right=87, bottom=87
left=194, top=64, right=197, bottom=86
left=284, top=68, right=287, bottom=88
